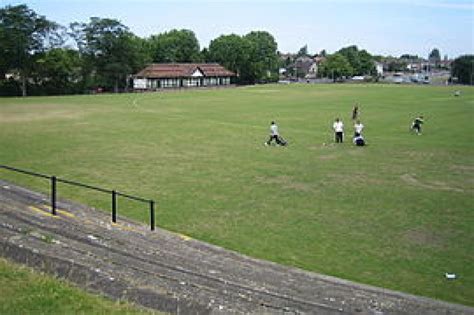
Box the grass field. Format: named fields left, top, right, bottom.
left=0, top=84, right=473, bottom=306
left=0, top=257, right=158, bottom=314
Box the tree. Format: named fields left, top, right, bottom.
left=148, top=29, right=200, bottom=63
left=208, top=34, right=253, bottom=84
left=33, top=48, right=82, bottom=95
left=337, top=45, right=375, bottom=76
left=382, top=56, right=407, bottom=72
left=297, top=45, right=308, bottom=57
left=358, top=49, right=376, bottom=75
left=429, top=48, right=441, bottom=65
left=451, top=55, right=474, bottom=85
left=337, top=45, right=360, bottom=74
left=244, top=31, right=279, bottom=83
left=200, top=47, right=210, bottom=62
left=400, top=54, right=419, bottom=60
left=70, top=17, right=149, bottom=92
left=0, top=4, right=62, bottom=96
left=319, top=53, right=353, bottom=81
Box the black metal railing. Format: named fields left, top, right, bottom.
left=0, top=165, right=155, bottom=231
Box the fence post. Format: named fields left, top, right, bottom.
left=150, top=200, right=155, bottom=231
left=51, top=176, right=57, bottom=215
left=112, top=190, right=117, bottom=223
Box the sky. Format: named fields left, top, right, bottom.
left=2, top=0, right=473, bottom=58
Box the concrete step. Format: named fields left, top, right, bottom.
left=0, top=179, right=472, bottom=315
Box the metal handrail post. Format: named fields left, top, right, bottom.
left=112, top=190, right=117, bottom=223
left=51, top=176, right=57, bottom=215
left=150, top=200, right=155, bottom=231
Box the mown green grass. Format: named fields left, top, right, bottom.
left=0, top=84, right=473, bottom=305
left=0, top=258, right=159, bottom=314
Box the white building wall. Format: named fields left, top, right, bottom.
left=133, top=78, right=147, bottom=89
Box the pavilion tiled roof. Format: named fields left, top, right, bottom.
left=135, top=63, right=236, bottom=79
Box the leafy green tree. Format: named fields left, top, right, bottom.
left=429, top=48, right=441, bottom=65
left=337, top=45, right=360, bottom=74
left=200, top=47, right=210, bottom=62
left=148, top=29, right=200, bottom=63
left=208, top=34, right=253, bottom=84
left=451, top=55, right=474, bottom=85
left=0, top=4, right=62, bottom=96
left=297, top=45, right=308, bottom=57
left=244, top=31, right=279, bottom=83
left=70, top=17, right=149, bottom=92
left=33, top=48, right=82, bottom=95
left=319, top=53, right=353, bottom=81
left=380, top=56, right=408, bottom=72
left=358, top=49, right=376, bottom=75
left=400, top=54, right=419, bottom=60
left=337, top=45, right=375, bottom=76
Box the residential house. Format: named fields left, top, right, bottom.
left=293, top=56, right=314, bottom=78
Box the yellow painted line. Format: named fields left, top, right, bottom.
left=177, top=233, right=192, bottom=241
left=43, top=205, right=75, bottom=218
left=28, top=206, right=61, bottom=219
left=111, top=222, right=136, bottom=232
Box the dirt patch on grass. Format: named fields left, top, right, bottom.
left=252, top=89, right=280, bottom=93
left=0, top=110, right=85, bottom=123
left=400, top=174, right=464, bottom=193
left=450, top=165, right=474, bottom=172
left=404, top=151, right=436, bottom=159
left=326, top=173, right=387, bottom=186
left=318, top=154, right=338, bottom=160
left=255, top=175, right=314, bottom=192
left=403, top=229, right=446, bottom=248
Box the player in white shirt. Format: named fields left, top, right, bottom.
left=354, top=120, right=364, bottom=137
left=333, top=118, right=344, bottom=143
left=265, top=121, right=286, bottom=146
left=411, top=115, right=424, bottom=135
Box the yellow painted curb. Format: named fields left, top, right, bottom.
left=43, top=205, right=75, bottom=218
left=177, top=233, right=192, bottom=241
left=111, top=222, right=136, bottom=232
left=28, top=206, right=61, bottom=219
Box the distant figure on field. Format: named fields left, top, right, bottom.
left=354, top=120, right=364, bottom=137
left=353, top=134, right=366, bottom=146
left=333, top=118, right=344, bottom=143
left=265, top=121, right=287, bottom=146
left=352, top=104, right=359, bottom=120
left=411, top=115, right=424, bottom=135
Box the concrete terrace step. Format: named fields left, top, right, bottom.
left=0, top=179, right=472, bottom=315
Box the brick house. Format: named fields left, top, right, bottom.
left=133, top=63, right=236, bottom=90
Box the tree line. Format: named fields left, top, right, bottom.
left=1, top=4, right=472, bottom=96
left=0, top=4, right=280, bottom=96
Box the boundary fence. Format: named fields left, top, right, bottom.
left=0, top=165, right=155, bottom=230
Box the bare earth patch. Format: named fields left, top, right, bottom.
left=450, top=165, right=474, bottom=172
left=0, top=110, right=85, bottom=123
left=326, top=173, right=387, bottom=186
left=255, top=175, right=314, bottom=192
left=400, top=174, right=464, bottom=193
left=248, top=89, right=280, bottom=93
left=403, top=228, right=446, bottom=248
left=319, top=154, right=338, bottom=160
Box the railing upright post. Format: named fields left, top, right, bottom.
left=150, top=200, right=155, bottom=231
left=112, top=190, right=117, bottom=223
left=51, top=176, right=57, bottom=215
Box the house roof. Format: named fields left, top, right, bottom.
left=135, top=63, right=236, bottom=79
